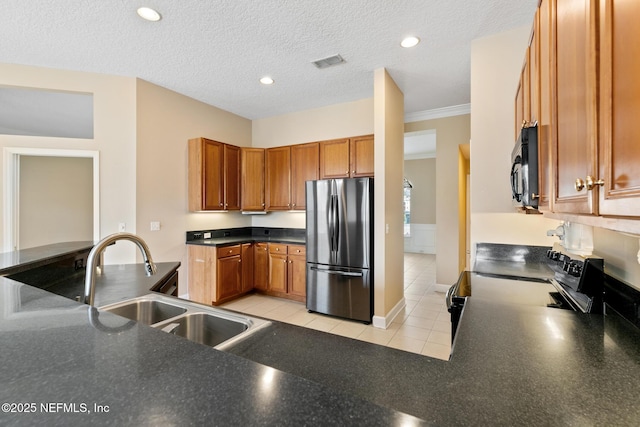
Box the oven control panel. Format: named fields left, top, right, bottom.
left=545, top=248, right=604, bottom=313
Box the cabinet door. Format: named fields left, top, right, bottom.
left=224, top=144, right=241, bottom=210
left=188, top=138, right=224, bottom=211
left=241, top=243, right=254, bottom=293
left=188, top=245, right=214, bottom=305
left=319, top=138, right=350, bottom=179
left=265, top=146, right=291, bottom=210
left=598, top=0, right=640, bottom=217
left=287, top=246, right=306, bottom=298
left=515, top=71, right=525, bottom=139
left=268, top=244, right=288, bottom=293
left=551, top=0, right=598, bottom=214
left=291, top=142, right=319, bottom=210
left=216, top=254, right=242, bottom=302
left=253, top=243, right=269, bottom=291
left=537, top=1, right=552, bottom=209
left=349, top=135, right=374, bottom=177
left=523, top=48, right=531, bottom=124
left=241, top=148, right=265, bottom=211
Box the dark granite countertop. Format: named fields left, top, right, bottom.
left=0, top=241, right=94, bottom=276
left=225, top=273, right=640, bottom=425
left=0, top=278, right=424, bottom=426
left=187, top=236, right=306, bottom=247
left=186, top=227, right=306, bottom=247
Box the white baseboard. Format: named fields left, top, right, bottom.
left=433, top=283, right=450, bottom=293
left=372, top=297, right=406, bottom=329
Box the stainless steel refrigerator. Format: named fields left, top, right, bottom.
left=305, top=178, right=373, bottom=323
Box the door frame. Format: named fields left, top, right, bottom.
left=3, top=147, right=100, bottom=252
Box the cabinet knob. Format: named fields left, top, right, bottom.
left=586, top=175, right=605, bottom=191
left=262, top=203, right=265, bottom=207
left=283, top=260, right=286, bottom=263
left=219, top=203, right=223, bottom=206
left=292, top=203, right=296, bottom=207
left=289, top=260, right=292, bottom=264
left=575, top=178, right=585, bottom=192
left=345, top=171, right=349, bottom=175
left=531, top=193, right=539, bottom=200
left=238, top=259, right=241, bottom=263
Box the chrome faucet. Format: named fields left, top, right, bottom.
left=82, top=232, right=157, bottom=306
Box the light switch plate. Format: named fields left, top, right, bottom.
left=150, top=221, right=161, bottom=231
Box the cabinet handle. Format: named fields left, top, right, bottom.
left=575, top=178, right=585, bottom=192
left=585, top=176, right=605, bottom=191
left=531, top=193, right=539, bottom=200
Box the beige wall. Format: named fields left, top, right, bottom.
left=250, top=97, right=374, bottom=229
left=469, top=26, right=559, bottom=261
left=404, top=158, right=436, bottom=224
left=19, top=156, right=93, bottom=249
left=374, top=68, right=405, bottom=319
left=0, top=63, right=137, bottom=264
left=405, top=114, right=470, bottom=286
left=135, top=79, right=253, bottom=294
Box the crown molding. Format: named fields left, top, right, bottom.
left=404, top=103, right=471, bottom=123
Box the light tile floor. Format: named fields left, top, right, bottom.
left=220, top=253, right=451, bottom=360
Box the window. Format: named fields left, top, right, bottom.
left=403, top=178, right=412, bottom=236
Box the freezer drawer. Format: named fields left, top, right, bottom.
left=306, top=263, right=372, bottom=323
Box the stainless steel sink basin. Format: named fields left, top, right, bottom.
left=161, top=313, right=249, bottom=348
left=105, top=300, right=187, bottom=325
left=99, top=294, right=270, bottom=350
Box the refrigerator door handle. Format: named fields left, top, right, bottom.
left=331, top=194, right=339, bottom=252
left=327, top=194, right=335, bottom=252
left=310, top=267, right=363, bottom=277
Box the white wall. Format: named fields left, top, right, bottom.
left=373, top=68, right=405, bottom=325
left=0, top=63, right=137, bottom=264
left=19, top=156, right=93, bottom=249
left=470, top=26, right=558, bottom=262
left=135, top=79, right=253, bottom=294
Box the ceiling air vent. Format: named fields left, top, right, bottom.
left=312, top=54, right=345, bottom=69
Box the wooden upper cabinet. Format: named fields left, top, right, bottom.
left=350, top=135, right=374, bottom=177
left=598, top=0, right=640, bottom=217
left=291, top=142, right=319, bottom=210
left=241, top=148, right=265, bottom=211
left=515, top=75, right=525, bottom=139
left=550, top=0, right=598, bottom=214
left=265, top=146, right=292, bottom=210
left=224, top=144, right=241, bottom=210
left=188, top=138, right=241, bottom=212
left=319, top=138, right=350, bottom=179
left=189, top=138, right=224, bottom=211
left=319, top=135, right=374, bottom=179
left=537, top=1, right=552, bottom=210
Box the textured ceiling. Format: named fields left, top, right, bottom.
left=0, top=1, right=537, bottom=120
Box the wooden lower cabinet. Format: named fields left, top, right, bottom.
left=264, top=243, right=306, bottom=302
left=188, top=244, right=253, bottom=305
left=188, top=242, right=305, bottom=305
left=254, top=243, right=269, bottom=291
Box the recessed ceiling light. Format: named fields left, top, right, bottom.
left=137, top=7, right=162, bottom=22
left=260, top=77, right=274, bottom=85
left=401, top=36, right=420, bottom=48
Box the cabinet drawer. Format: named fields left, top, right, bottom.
left=289, top=245, right=305, bottom=256
left=268, top=243, right=288, bottom=254
left=217, top=245, right=241, bottom=258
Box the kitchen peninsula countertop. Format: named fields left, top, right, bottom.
left=3, top=244, right=640, bottom=425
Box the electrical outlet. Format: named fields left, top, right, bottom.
left=150, top=221, right=161, bottom=231
left=204, top=232, right=212, bottom=239
left=118, top=222, right=126, bottom=232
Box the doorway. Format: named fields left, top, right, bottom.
left=3, top=147, right=100, bottom=251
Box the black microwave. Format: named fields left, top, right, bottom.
left=510, top=124, right=539, bottom=209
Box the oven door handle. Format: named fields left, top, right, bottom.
left=445, top=283, right=457, bottom=311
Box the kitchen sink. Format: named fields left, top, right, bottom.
left=105, top=299, right=187, bottom=325
left=161, top=313, right=249, bottom=348
left=99, top=294, right=270, bottom=350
